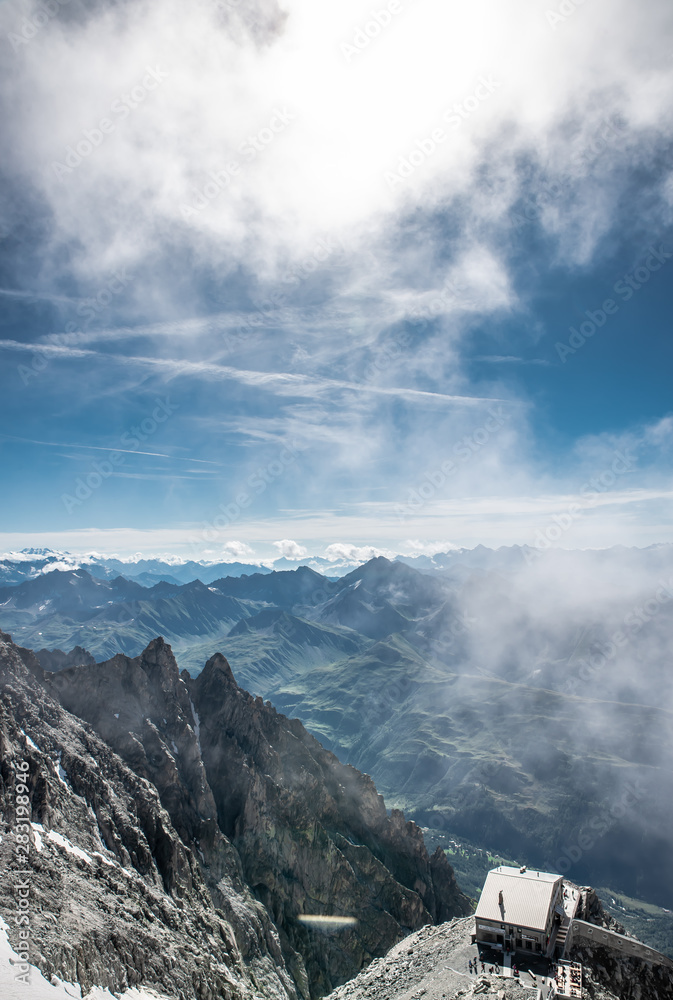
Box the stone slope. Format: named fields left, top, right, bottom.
left=0, top=631, right=299, bottom=1000
left=327, top=919, right=539, bottom=1000
left=22, top=634, right=469, bottom=998
left=326, top=915, right=673, bottom=1000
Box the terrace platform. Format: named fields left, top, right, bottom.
left=554, top=959, right=582, bottom=997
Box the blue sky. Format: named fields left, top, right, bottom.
left=0, top=0, right=672, bottom=564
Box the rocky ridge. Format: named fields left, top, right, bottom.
left=0, top=631, right=470, bottom=999
left=0, top=632, right=297, bottom=1000
left=35, top=644, right=96, bottom=672
left=188, top=652, right=470, bottom=995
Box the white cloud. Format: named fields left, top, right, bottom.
left=37, top=559, right=79, bottom=574
left=218, top=541, right=258, bottom=561
left=404, top=540, right=461, bottom=557
left=2, top=484, right=673, bottom=565
left=323, top=543, right=393, bottom=563
left=0, top=339, right=504, bottom=408
left=273, top=539, right=308, bottom=559
left=2, top=0, right=671, bottom=293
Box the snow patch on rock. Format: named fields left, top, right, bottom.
left=47, top=829, right=93, bottom=866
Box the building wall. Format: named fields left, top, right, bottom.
left=475, top=878, right=563, bottom=954
left=475, top=919, right=546, bottom=953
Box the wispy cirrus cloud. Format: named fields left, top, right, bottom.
left=475, top=355, right=551, bottom=366
left=0, top=0, right=671, bottom=551
left=0, top=339, right=508, bottom=406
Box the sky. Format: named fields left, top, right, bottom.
left=0, top=0, right=672, bottom=564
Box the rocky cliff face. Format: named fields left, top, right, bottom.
left=189, top=652, right=471, bottom=996
left=567, top=890, right=673, bottom=1000
left=570, top=940, right=673, bottom=1000
left=0, top=632, right=470, bottom=999
left=0, top=631, right=297, bottom=1000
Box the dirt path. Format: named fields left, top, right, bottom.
left=327, top=918, right=549, bottom=1000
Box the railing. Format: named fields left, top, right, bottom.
left=564, top=920, right=673, bottom=970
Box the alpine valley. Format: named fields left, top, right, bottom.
left=1, top=545, right=673, bottom=1000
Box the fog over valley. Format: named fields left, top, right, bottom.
left=1, top=0, right=672, bottom=996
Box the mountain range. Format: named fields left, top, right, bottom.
left=2, top=546, right=672, bottom=915
left=0, top=549, right=275, bottom=587
left=2, top=622, right=673, bottom=1000
left=5, top=541, right=673, bottom=587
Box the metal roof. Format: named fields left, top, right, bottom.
left=475, top=867, right=562, bottom=931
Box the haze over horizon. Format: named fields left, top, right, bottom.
left=1, top=0, right=672, bottom=559
left=3, top=539, right=673, bottom=571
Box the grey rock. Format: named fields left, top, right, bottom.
left=0, top=632, right=470, bottom=999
